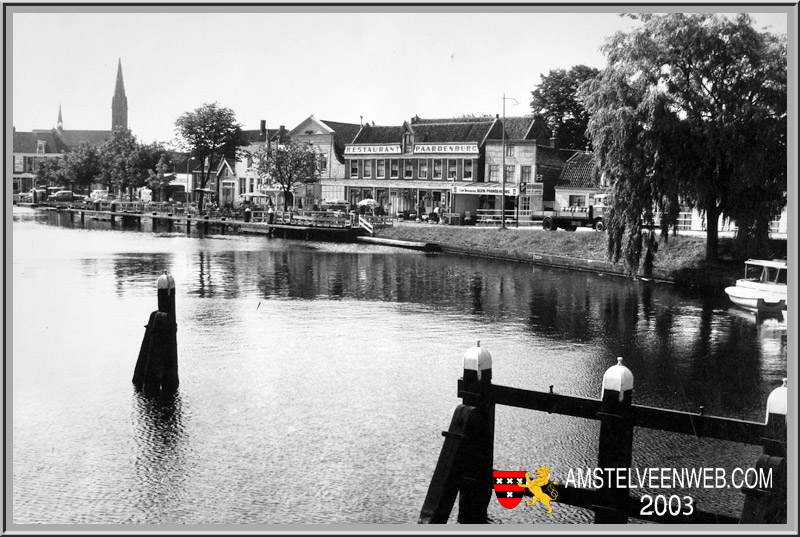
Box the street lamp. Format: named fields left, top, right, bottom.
left=501, top=94, right=519, bottom=230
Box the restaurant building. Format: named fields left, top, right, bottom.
left=343, top=116, right=503, bottom=218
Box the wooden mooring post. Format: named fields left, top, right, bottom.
left=418, top=345, right=788, bottom=525
left=132, top=271, right=179, bottom=394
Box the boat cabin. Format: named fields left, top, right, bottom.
left=743, top=259, right=787, bottom=285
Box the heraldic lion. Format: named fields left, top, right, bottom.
left=522, top=466, right=558, bottom=513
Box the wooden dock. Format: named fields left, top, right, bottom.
left=52, top=207, right=361, bottom=242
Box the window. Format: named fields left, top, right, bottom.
left=464, top=159, right=473, bottom=180
left=433, top=159, right=443, bottom=179
left=521, top=196, right=531, bottom=212
left=505, top=165, right=515, bottom=181
left=489, top=165, right=499, bottom=182
left=447, top=159, right=457, bottom=180
left=350, top=160, right=359, bottom=178
left=404, top=160, right=414, bottom=178
left=404, top=133, right=412, bottom=153
left=240, top=180, right=246, bottom=196
left=521, top=166, right=531, bottom=182
left=418, top=160, right=428, bottom=179
left=569, top=195, right=586, bottom=207
left=320, top=155, right=327, bottom=172
left=364, top=160, right=372, bottom=178
left=36, top=140, right=46, bottom=154
left=377, top=159, right=385, bottom=178
left=390, top=159, right=399, bottom=178
left=505, top=145, right=514, bottom=157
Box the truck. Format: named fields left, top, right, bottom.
left=540, top=194, right=607, bottom=232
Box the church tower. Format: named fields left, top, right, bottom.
left=111, top=58, right=128, bottom=131
left=57, top=103, right=63, bottom=133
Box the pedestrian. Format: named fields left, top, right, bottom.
left=267, top=204, right=275, bottom=224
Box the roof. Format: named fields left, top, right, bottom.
left=536, top=146, right=576, bottom=168
left=320, top=119, right=361, bottom=162
left=321, top=119, right=361, bottom=147
left=556, top=151, right=598, bottom=189
left=241, top=129, right=267, bottom=144
left=351, top=124, right=404, bottom=144
left=408, top=117, right=498, bottom=144
left=54, top=129, right=112, bottom=148
left=13, top=130, right=63, bottom=154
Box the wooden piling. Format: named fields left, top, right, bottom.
left=132, top=271, right=179, bottom=394
left=457, top=341, right=494, bottom=524
left=739, top=378, right=787, bottom=524
left=593, top=357, right=634, bottom=524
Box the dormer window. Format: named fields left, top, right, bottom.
left=403, top=133, right=412, bottom=153
left=36, top=140, right=46, bottom=154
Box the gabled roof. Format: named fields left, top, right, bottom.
left=556, top=151, right=598, bottom=189
left=351, top=124, right=405, bottom=144
left=408, top=117, right=498, bottom=145
left=13, top=131, right=63, bottom=154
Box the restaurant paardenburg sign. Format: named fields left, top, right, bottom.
left=414, top=143, right=479, bottom=154
left=345, top=145, right=401, bottom=154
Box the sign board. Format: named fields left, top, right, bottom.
left=414, top=143, right=479, bottom=154
left=452, top=184, right=518, bottom=196
left=345, top=144, right=401, bottom=155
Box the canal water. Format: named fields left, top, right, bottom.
left=11, top=207, right=787, bottom=527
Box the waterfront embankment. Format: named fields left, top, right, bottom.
left=373, top=223, right=787, bottom=292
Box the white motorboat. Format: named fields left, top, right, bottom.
left=725, top=259, right=787, bottom=312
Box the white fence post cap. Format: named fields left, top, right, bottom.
left=602, top=357, right=634, bottom=401
left=157, top=271, right=175, bottom=290
left=463, top=340, right=492, bottom=372
left=766, top=378, right=788, bottom=420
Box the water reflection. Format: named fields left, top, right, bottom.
left=131, top=390, right=187, bottom=522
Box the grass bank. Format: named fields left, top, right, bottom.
left=372, top=224, right=785, bottom=291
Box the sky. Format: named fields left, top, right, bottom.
left=9, top=6, right=791, bottom=146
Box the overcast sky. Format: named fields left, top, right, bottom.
left=9, top=6, right=791, bottom=146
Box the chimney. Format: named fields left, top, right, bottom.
left=550, top=135, right=559, bottom=149
left=260, top=120, right=266, bottom=137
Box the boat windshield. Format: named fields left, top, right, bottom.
left=745, top=263, right=787, bottom=284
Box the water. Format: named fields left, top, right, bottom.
left=10, top=207, right=788, bottom=526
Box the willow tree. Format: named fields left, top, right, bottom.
left=583, top=13, right=787, bottom=271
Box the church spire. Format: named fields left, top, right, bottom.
left=57, top=103, right=63, bottom=132
left=112, top=58, right=128, bottom=131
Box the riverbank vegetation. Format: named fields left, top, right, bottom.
left=374, top=224, right=787, bottom=284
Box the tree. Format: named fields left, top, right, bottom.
left=133, top=141, right=174, bottom=199
left=250, top=139, right=324, bottom=211
left=583, top=13, right=786, bottom=270
left=36, top=155, right=67, bottom=189
left=174, top=102, right=250, bottom=209
left=61, top=142, right=102, bottom=193
left=98, top=127, right=141, bottom=200
left=530, top=65, right=600, bottom=150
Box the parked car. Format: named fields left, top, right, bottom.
left=50, top=190, right=81, bottom=202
